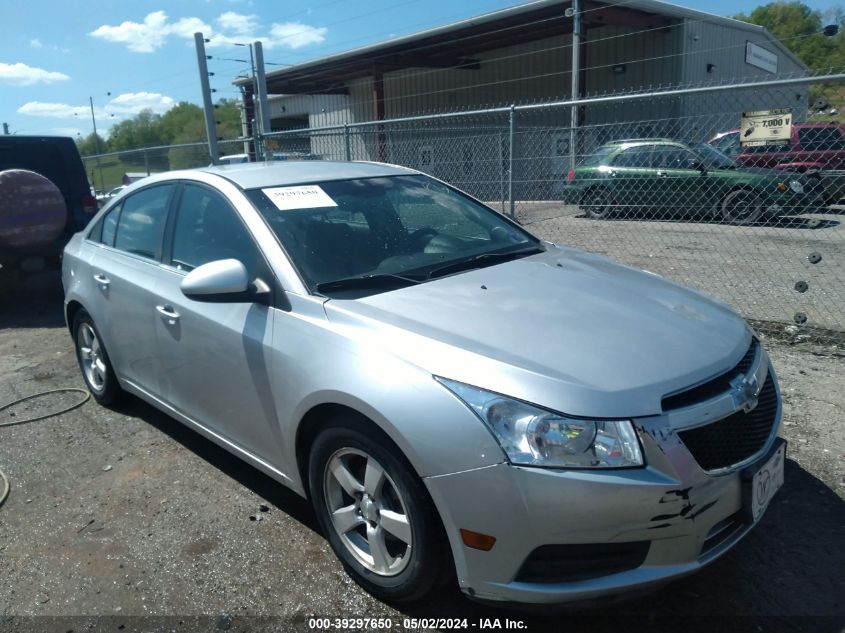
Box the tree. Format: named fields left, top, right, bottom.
left=105, top=100, right=242, bottom=149
left=75, top=132, right=107, bottom=157
left=735, top=2, right=845, bottom=120
left=735, top=2, right=845, bottom=72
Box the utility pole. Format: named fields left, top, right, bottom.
left=235, top=42, right=261, bottom=160
left=194, top=32, right=220, bottom=165
left=89, top=97, right=105, bottom=192
left=568, top=0, right=581, bottom=174
left=254, top=41, right=272, bottom=161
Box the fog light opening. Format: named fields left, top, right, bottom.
left=460, top=529, right=497, bottom=551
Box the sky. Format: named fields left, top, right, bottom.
left=1, top=0, right=840, bottom=139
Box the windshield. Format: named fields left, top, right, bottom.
left=691, top=143, right=736, bottom=169
left=245, top=175, right=539, bottom=294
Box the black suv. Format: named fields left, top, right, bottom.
left=0, top=136, right=97, bottom=274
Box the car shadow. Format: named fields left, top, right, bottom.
left=103, top=393, right=845, bottom=630
left=109, top=395, right=321, bottom=535
left=398, top=459, right=845, bottom=631
left=0, top=270, right=67, bottom=329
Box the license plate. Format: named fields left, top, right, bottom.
left=744, top=441, right=786, bottom=524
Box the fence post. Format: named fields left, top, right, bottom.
left=143, top=150, right=150, bottom=176
left=344, top=124, right=351, bottom=161
left=508, top=105, right=515, bottom=218
left=498, top=130, right=504, bottom=214
left=569, top=0, right=581, bottom=174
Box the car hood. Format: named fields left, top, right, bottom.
left=323, top=245, right=751, bottom=418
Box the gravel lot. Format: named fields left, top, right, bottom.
left=1, top=261, right=844, bottom=632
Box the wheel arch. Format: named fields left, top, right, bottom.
left=293, top=400, right=455, bottom=571
left=65, top=299, right=85, bottom=333
left=295, top=402, right=378, bottom=498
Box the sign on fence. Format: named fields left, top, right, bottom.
left=740, top=108, right=792, bottom=146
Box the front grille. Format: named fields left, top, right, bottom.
left=678, top=374, right=778, bottom=471
left=662, top=338, right=759, bottom=411
left=515, top=542, right=650, bottom=584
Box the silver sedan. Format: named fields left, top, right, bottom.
left=62, top=161, right=785, bottom=604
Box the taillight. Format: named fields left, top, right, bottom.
left=567, top=169, right=576, bottom=182
left=82, top=194, right=98, bottom=214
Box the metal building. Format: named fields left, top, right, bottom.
left=235, top=0, right=808, bottom=198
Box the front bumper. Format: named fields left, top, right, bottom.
left=424, top=359, right=782, bottom=605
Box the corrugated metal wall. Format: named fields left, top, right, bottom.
left=678, top=19, right=809, bottom=139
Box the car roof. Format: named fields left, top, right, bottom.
left=200, top=160, right=418, bottom=189
left=598, top=138, right=686, bottom=151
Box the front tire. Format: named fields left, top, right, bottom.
left=720, top=189, right=764, bottom=225
left=308, top=421, right=448, bottom=603
left=73, top=310, right=121, bottom=405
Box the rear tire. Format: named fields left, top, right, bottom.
left=308, top=420, right=448, bottom=603
left=73, top=309, right=121, bottom=405
left=582, top=187, right=615, bottom=219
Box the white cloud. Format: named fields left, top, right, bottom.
left=17, top=102, right=92, bottom=118
left=107, top=92, right=175, bottom=115
left=90, top=10, right=325, bottom=52
left=0, top=62, right=70, bottom=86
left=217, top=11, right=257, bottom=35
left=27, top=38, right=70, bottom=54
left=89, top=11, right=171, bottom=53
left=268, top=22, right=326, bottom=49
left=169, top=16, right=213, bottom=39
left=17, top=92, right=176, bottom=120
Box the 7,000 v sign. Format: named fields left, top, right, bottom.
left=740, top=109, right=792, bottom=147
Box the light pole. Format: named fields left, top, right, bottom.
left=89, top=96, right=106, bottom=193
left=76, top=96, right=108, bottom=192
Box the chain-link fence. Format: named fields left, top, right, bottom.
left=83, top=73, right=845, bottom=345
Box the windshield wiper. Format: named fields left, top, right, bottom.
left=316, top=273, right=424, bottom=294
left=426, top=245, right=543, bottom=279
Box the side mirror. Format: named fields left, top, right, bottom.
left=689, top=159, right=706, bottom=172
left=181, top=259, right=252, bottom=302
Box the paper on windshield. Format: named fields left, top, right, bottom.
left=262, top=185, right=338, bottom=210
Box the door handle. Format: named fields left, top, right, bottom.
left=156, top=305, right=181, bottom=323
left=656, top=170, right=668, bottom=177
left=93, top=273, right=110, bottom=286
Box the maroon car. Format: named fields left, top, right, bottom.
left=709, top=123, right=845, bottom=203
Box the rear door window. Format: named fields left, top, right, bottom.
left=113, top=185, right=175, bottom=260
left=612, top=146, right=653, bottom=168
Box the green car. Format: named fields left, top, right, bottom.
left=562, top=139, right=821, bottom=224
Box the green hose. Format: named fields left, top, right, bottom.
left=0, top=387, right=91, bottom=508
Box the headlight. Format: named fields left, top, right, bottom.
left=437, top=378, right=643, bottom=468
left=789, top=180, right=804, bottom=194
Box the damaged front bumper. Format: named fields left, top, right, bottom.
left=423, top=358, right=783, bottom=605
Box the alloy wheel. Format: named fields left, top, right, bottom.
left=77, top=322, right=107, bottom=392
left=322, top=448, right=413, bottom=576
